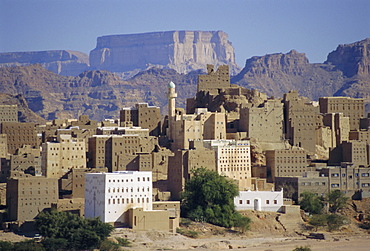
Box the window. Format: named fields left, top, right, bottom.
left=246, top=200, right=250, bottom=204
left=239, top=200, right=242, bottom=204
left=266, top=200, right=270, bottom=204
left=274, top=200, right=277, bottom=204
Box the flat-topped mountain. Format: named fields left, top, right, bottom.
left=0, top=50, right=89, bottom=76
left=89, top=31, right=241, bottom=77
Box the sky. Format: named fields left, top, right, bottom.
left=0, top=0, right=369, bottom=67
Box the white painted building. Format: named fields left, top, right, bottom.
left=203, top=139, right=251, bottom=190
left=234, top=189, right=284, bottom=212
left=85, top=171, right=152, bottom=224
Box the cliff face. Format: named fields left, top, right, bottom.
left=232, top=38, right=370, bottom=108
left=89, top=31, right=240, bottom=76
left=0, top=50, right=89, bottom=76
left=326, top=38, right=370, bottom=77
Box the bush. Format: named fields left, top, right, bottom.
left=308, top=213, right=346, bottom=232
left=35, top=210, right=114, bottom=250
left=115, top=237, right=131, bottom=247
left=176, top=228, right=200, bottom=238
left=99, top=239, right=121, bottom=251
left=293, top=246, right=311, bottom=251
left=0, top=240, right=13, bottom=251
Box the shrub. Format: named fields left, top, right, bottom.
left=176, top=228, right=200, bottom=238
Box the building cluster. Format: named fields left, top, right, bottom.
left=0, top=65, right=369, bottom=232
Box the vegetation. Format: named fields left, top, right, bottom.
left=293, top=246, right=311, bottom=251
left=326, top=190, right=349, bottom=213
left=0, top=240, right=45, bottom=251
left=308, top=213, right=347, bottom=232
left=176, top=228, right=200, bottom=238
left=308, top=214, right=327, bottom=231
left=299, top=191, right=324, bottom=215
left=181, top=167, right=251, bottom=231
left=300, top=190, right=349, bottom=232
left=35, top=210, right=114, bottom=250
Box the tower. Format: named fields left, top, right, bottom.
left=167, top=81, right=177, bottom=140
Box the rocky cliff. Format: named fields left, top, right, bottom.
left=0, top=93, right=46, bottom=124
left=326, top=38, right=370, bottom=77
left=232, top=38, right=370, bottom=110
left=0, top=50, right=89, bottom=76
left=89, top=31, right=240, bottom=77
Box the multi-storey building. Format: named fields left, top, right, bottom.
left=283, top=91, right=320, bottom=154
left=319, top=97, right=364, bottom=131
left=349, top=130, right=370, bottom=144
left=320, top=164, right=370, bottom=197
left=203, top=139, right=251, bottom=190
left=88, top=134, right=157, bottom=171
left=0, top=105, right=18, bottom=122
left=197, top=64, right=230, bottom=94
left=85, top=171, right=152, bottom=224
left=6, top=176, right=58, bottom=221
left=265, top=148, right=308, bottom=181
left=167, top=146, right=216, bottom=200
left=329, top=140, right=369, bottom=166
left=170, top=108, right=226, bottom=151
left=10, top=145, right=41, bottom=176
left=322, top=113, right=350, bottom=148
left=120, top=103, right=161, bottom=136
left=0, top=122, right=38, bottom=154
left=41, top=134, right=86, bottom=178
left=0, top=134, right=8, bottom=158
left=239, top=99, right=284, bottom=143
left=275, top=171, right=329, bottom=202
left=59, top=167, right=108, bottom=198
left=97, top=126, right=149, bottom=137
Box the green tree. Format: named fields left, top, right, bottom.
left=35, top=210, right=114, bottom=250
left=326, top=190, right=349, bottom=213
left=181, top=168, right=251, bottom=229
left=308, top=214, right=327, bottom=231
left=326, top=214, right=346, bottom=231
left=299, top=191, right=323, bottom=215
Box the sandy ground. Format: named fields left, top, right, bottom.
left=112, top=228, right=370, bottom=251
left=1, top=228, right=370, bottom=250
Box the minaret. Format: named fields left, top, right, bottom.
left=167, top=81, right=177, bottom=140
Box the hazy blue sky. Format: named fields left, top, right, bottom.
left=0, top=0, right=369, bottom=67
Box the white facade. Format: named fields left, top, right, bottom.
left=234, top=190, right=283, bottom=212
left=85, top=171, right=152, bottom=223
left=203, top=140, right=251, bottom=190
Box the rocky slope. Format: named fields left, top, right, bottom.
left=0, top=93, right=46, bottom=124
left=0, top=64, right=199, bottom=121
left=0, top=50, right=89, bottom=76
left=90, top=31, right=241, bottom=77
left=231, top=38, right=370, bottom=113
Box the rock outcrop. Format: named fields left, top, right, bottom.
left=0, top=50, right=89, bottom=76
left=326, top=38, right=370, bottom=77
left=232, top=38, right=370, bottom=111
left=89, top=31, right=240, bottom=77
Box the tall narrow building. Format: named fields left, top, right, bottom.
left=167, top=81, right=177, bottom=141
